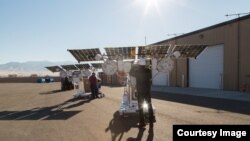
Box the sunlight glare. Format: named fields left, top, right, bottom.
left=133, top=0, right=161, bottom=16
left=144, top=0, right=159, bottom=15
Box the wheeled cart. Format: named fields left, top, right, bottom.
left=73, top=74, right=104, bottom=99
left=119, top=80, right=155, bottom=117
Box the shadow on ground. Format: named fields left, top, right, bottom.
left=103, top=85, right=125, bottom=88
left=126, top=125, right=154, bottom=141
left=40, top=89, right=64, bottom=95
left=105, top=111, right=154, bottom=141
left=152, top=91, right=250, bottom=115
left=0, top=98, right=91, bottom=120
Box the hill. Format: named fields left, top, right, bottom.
left=0, top=61, right=75, bottom=77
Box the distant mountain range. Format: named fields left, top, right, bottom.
left=0, top=61, right=75, bottom=76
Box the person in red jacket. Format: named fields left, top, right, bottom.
left=89, top=72, right=99, bottom=99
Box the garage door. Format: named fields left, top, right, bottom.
left=189, top=44, right=224, bottom=89
left=152, top=69, right=169, bottom=86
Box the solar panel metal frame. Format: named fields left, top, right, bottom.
left=75, top=64, right=90, bottom=70
left=45, top=66, right=63, bottom=73
left=172, top=45, right=207, bottom=58
left=137, top=45, right=170, bottom=58
left=68, top=48, right=102, bottom=62
left=61, top=64, right=79, bottom=71
left=104, top=47, right=136, bottom=60
left=91, top=63, right=103, bottom=69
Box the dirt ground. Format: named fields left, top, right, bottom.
left=0, top=83, right=250, bottom=141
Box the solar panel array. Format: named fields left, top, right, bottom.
left=105, top=47, right=136, bottom=60
left=61, top=65, right=78, bottom=71
left=137, top=45, right=170, bottom=57
left=68, top=48, right=102, bottom=62
left=75, top=64, right=90, bottom=69
left=172, top=45, right=207, bottom=58
left=46, top=64, right=91, bottom=72
left=45, top=66, right=63, bottom=73
left=91, top=63, right=103, bottom=69
left=68, top=45, right=207, bottom=62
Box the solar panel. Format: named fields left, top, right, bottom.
left=137, top=45, right=170, bottom=58
left=172, top=45, right=207, bottom=58
left=45, top=66, right=63, bottom=73
left=104, top=47, right=136, bottom=60
left=75, top=64, right=90, bottom=70
left=68, top=48, right=102, bottom=62
left=91, top=63, right=103, bottom=69
left=61, top=64, right=78, bottom=71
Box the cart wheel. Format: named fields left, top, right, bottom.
left=99, top=93, right=103, bottom=98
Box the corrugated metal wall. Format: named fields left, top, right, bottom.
left=155, top=17, right=250, bottom=91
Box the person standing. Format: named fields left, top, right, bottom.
left=129, top=59, right=156, bottom=127
left=89, top=72, right=98, bottom=99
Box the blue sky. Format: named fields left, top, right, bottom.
left=0, top=0, right=249, bottom=64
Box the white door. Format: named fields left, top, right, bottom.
left=152, top=70, right=169, bottom=86
left=189, top=44, right=224, bottom=89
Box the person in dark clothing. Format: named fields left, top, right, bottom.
left=89, top=72, right=99, bottom=99
left=129, top=61, right=156, bottom=127
left=64, top=77, right=69, bottom=90
left=61, top=77, right=65, bottom=91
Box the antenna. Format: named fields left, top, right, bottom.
left=225, top=12, right=250, bottom=18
